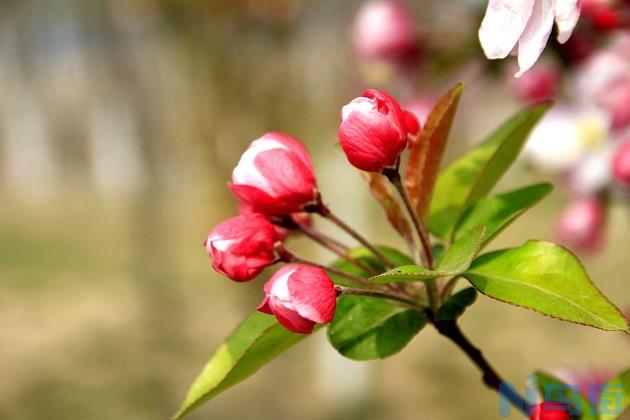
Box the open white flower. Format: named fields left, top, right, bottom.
left=479, top=0, right=580, bottom=77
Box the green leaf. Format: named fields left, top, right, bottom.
left=329, top=245, right=414, bottom=287
left=370, top=264, right=445, bottom=283
left=464, top=241, right=629, bottom=331
left=174, top=312, right=309, bottom=419
left=370, top=225, right=487, bottom=284
left=435, top=287, right=478, bottom=321
left=534, top=371, right=597, bottom=420
left=599, top=369, right=630, bottom=420
left=405, top=82, right=464, bottom=222
left=454, top=183, right=553, bottom=248
left=327, top=296, right=427, bottom=360
left=437, top=224, right=487, bottom=273
left=429, top=103, right=550, bottom=240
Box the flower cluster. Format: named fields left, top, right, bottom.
left=205, top=89, right=420, bottom=333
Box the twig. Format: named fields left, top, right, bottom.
left=335, top=285, right=424, bottom=309
left=306, top=197, right=396, bottom=268
left=382, top=165, right=440, bottom=311
left=433, top=319, right=531, bottom=417
left=298, top=225, right=378, bottom=275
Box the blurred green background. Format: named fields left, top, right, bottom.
left=0, top=1, right=628, bottom=419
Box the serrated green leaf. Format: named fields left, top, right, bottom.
left=329, top=245, right=415, bottom=287
left=534, top=371, right=597, bottom=420
left=327, top=296, right=427, bottom=360
left=370, top=264, right=445, bottom=283
left=465, top=241, right=629, bottom=331
left=405, top=82, right=464, bottom=222
left=435, top=287, right=478, bottom=321
left=599, top=369, right=630, bottom=420
left=174, top=312, right=309, bottom=419
left=429, top=103, right=550, bottom=240
left=455, top=183, right=553, bottom=248
left=370, top=225, right=486, bottom=284
left=437, top=224, right=487, bottom=273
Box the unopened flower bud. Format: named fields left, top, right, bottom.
left=205, top=213, right=279, bottom=282
left=508, top=63, right=560, bottom=103
left=529, top=401, right=570, bottom=420
left=339, top=89, right=409, bottom=171
left=352, top=0, right=419, bottom=62
left=257, top=264, right=337, bottom=334
left=229, top=132, right=318, bottom=215
left=555, top=197, right=606, bottom=252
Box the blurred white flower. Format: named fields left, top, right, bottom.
left=524, top=107, right=587, bottom=171
left=568, top=145, right=613, bottom=195
left=479, top=0, right=580, bottom=77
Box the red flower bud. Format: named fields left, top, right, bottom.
left=205, top=213, right=279, bottom=282
left=555, top=197, right=606, bottom=253
left=257, top=264, right=337, bottom=334
left=229, top=132, right=318, bottom=216
left=402, top=109, right=421, bottom=136
left=339, top=89, right=409, bottom=171
left=352, top=0, right=419, bottom=62
left=612, top=141, right=630, bottom=187
left=529, top=401, right=570, bottom=420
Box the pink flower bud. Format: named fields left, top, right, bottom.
left=352, top=0, right=419, bottom=62
left=610, top=85, right=630, bottom=131
left=257, top=264, right=337, bottom=334
left=555, top=197, right=606, bottom=253
left=402, top=109, right=421, bottom=136
left=612, top=141, right=630, bottom=187
left=508, top=63, right=560, bottom=103
left=229, top=132, right=318, bottom=215
left=339, top=89, right=409, bottom=172
left=205, top=213, right=279, bottom=282
left=529, top=401, right=570, bottom=420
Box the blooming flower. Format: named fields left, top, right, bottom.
left=352, top=0, right=419, bottom=62
left=257, top=264, right=337, bottom=334
left=229, top=132, right=318, bottom=216
left=479, top=0, right=580, bottom=77
left=554, top=197, right=606, bottom=252
left=338, top=89, right=410, bottom=172
left=529, top=401, right=570, bottom=420
left=205, top=213, right=279, bottom=282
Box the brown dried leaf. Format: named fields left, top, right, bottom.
left=404, top=82, right=464, bottom=222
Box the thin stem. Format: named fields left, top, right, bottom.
left=434, top=319, right=530, bottom=417
left=304, top=226, right=350, bottom=253
left=383, top=167, right=440, bottom=311
left=440, top=275, right=461, bottom=301
left=335, top=285, right=423, bottom=308
left=310, top=200, right=396, bottom=268
left=298, top=225, right=378, bottom=275
left=288, top=255, right=373, bottom=287
left=383, top=168, right=433, bottom=268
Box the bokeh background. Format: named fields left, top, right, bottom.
left=0, top=0, right=628, bottom=419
